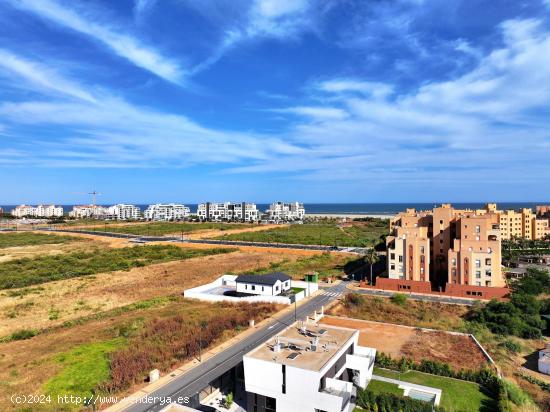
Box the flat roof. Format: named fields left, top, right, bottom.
left=245, top=322, right=356, bottom=372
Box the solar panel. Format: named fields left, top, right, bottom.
left=287, top=352, right=300, bottom=360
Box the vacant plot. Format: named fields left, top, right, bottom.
left=0, top=298, right=279, bottom=411
left=320, top=317, right=488, bottom=371
left=215, top=221, right=388, bottom=247
left=0, top=245, right=233, bottom=289
left=330, top=293, right=469, bottom=331
left=0, top=249, right=291, bottom=336
left=234, top=251, right=362, bottom=279
left=373, top=368, right=495, bottom=412
left=0, top=232, right=78, bottom=249
left=88, top=222, right=250, bottom=236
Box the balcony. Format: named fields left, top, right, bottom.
left=321, top=378, right=353, bottom=412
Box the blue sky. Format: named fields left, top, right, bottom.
left=1, top=0, right=549, bottom=204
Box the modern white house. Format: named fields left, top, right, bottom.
left=235, top=273, right=292, bottom=296
left=197, top=202, right=259, bottom=222
left=12, top=204, right=63, bottom=218
left=539, top=344, right=550, bottom=375
left=143, top=204, right=190, bottom=221
left=107, top=204, right=141, bottom=220
left=243, top=322, right=376, bottom=412
left=69, top=205, right=110, bottom=219
left=266, top=202, right=305, bottom=222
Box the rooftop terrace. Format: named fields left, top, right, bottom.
left=246, top=322, right=356, bottom=372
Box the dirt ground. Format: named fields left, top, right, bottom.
left=320, top=316, right=489, bottom=371
left=185, top=224, right=284, bottom=239
left=0, top=249, right=297, bottom=337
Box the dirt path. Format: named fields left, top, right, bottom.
left=186, top=224, right=284, bottom=239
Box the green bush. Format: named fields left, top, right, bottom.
left=10, top=329, right=37, bottom=340
left=390, top=293, right=407, bottom=306
left=499, top=339, right=522, bottom=353
left=356, top=387, right=442, bottom=412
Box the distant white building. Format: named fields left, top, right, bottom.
left=243, top=322, right=376, bottom=412
left=266, top=202, right=305, bottom=222
left=539, top=344, right=550, bottom=375
left=143, top=204, right=190, bottom=221
left=69, top=205, right=110, bottom=219
left=107, top=204, right=141, bottom=220
left=235, top=273, right=292, bottom=296
left=197, top=202, right=259, bottom=222
left=11, top=204, right=63, bottom=218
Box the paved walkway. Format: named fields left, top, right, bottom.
left=371, top=375, right=442, bottom=406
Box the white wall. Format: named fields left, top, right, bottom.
left=236, top=282, right=276, bottom=296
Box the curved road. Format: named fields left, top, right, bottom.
left=122, top=282, right=349, bottom=412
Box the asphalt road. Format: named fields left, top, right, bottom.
left=122, top=282, right=349, bottom=412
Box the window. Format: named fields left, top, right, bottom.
left=475, top=225, right=480, bottom=233
left=475, top=259, right=481, bottom=268
left=398, top=255, right=403, bottom=262
left=390, top=264, right=395, bottom=270
left=245, top=285, right=247, bottom=290
left=485, top=258, right=491, bottom=265
left=420, top=267, right=425, bottom=274
left=476, top=271, right=481, bottom=278
left=391, top=253, right=395, bottom=260
left=282, top=365, right=286, bottom=394
left=451, top=258, right=456, bottom=265
left=420, top=246, right=425, bottom=253
left=262, top=286, right=264, bottom=292
left=265, top=396, right=276, bottom=412
left=251, top=285, right=256, bottom=291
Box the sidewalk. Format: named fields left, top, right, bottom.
left=104, top=289, right=320, bottom=412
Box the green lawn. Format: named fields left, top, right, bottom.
left=0, top=245, right=234, bottom=289
left=0, top=232, right=77, bottom=249
left=87, top=222, right=250, bottom=236
left=43, top=338, right=126, bottom=406
left=216, top=222, right=388, bottom=247
left=367, top=379, right=404, bottom=396
left=373, top=368, right=496, bottom=412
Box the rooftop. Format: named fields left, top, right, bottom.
left=245, top=322, right=356, bottom=372
left=235, top=272, right=291, bottom=285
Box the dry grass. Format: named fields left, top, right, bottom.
left=0, top=249, right=293, bottom=337
left=320, top=316, right=488, bottom=371
left=0, top=298, right=277, bottom=411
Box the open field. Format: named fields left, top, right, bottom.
left=320, top=316, right=488, bottom=371
left=0, top=232, right=79, bottom=249
left=0, top=244, right=233, bottom=290
left=0, top=249, right=290, bottom=336
left=85, top=221, right=251, bottom=236
left=233, top=251, right=363, bottom=279
left=373, top=367, right=495, bottom=412
left=0, top=297, right=279, bottom=411
left=215, top=221, right=389, bottom=247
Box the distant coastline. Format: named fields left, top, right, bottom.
left=0, top=202, right=545, bottom=215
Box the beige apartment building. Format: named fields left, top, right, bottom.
left=484, top=203, right=550, bottom=240
left=387, top=204, right=504, bottom=288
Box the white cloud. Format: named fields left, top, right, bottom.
left=8, top=0, right=184, bottom=84
left=228, top=17, right=550, bottom=185
left=271, top=106, right=348, bottom=120
left=0, top=51, right=302, bottom=168
left=0, top=49, right=97, bottom=102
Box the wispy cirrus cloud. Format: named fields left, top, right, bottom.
left=230, top=17, right=550, bottom=186
left=7, top=0, right=184, bottom=84
left=0, top=51, right=302, bottom=168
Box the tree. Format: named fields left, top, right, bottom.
left=364, top=248, right=379, bottom=285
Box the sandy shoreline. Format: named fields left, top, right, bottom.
left=306, top=213, right=394, bottom=219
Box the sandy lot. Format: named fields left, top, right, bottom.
left=0, top=249, right=296, bottom=336
left=320, top=316, right=489, bottom=371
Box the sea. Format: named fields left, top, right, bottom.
left=0, top=203, right=545, bottom=216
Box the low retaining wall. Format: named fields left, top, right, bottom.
left=371, top=278, right=509, bottom=300
left=183, top=275, right=317, bottom=305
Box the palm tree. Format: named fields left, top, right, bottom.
left=364, top=248, right=379, bottom=285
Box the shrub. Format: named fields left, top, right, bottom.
left=225, top=392, right=233, bottom=408
left=344, top=293, right=364, bottom=307
left=500, top=339, right=522, bottom=353
left=356, top=387, right=442, bottom=412
left=390, top=293, right=407, bottom=306
left=10, top=329, right=37, bottom=341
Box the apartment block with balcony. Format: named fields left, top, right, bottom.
left=12, top=204, right=64, bottom=218
left=243, top=322, right=376, bottom=412
left=107, top=204, right=141, bottom=220
left=69, top=205, right=110, bottom=219
left=266, top=202, right=305, bottom=222
left=387, top=204, right=504, bottom=289
left=197, top=202, right=259, bottom=222
left=143, top=204, right=190, bottom=221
